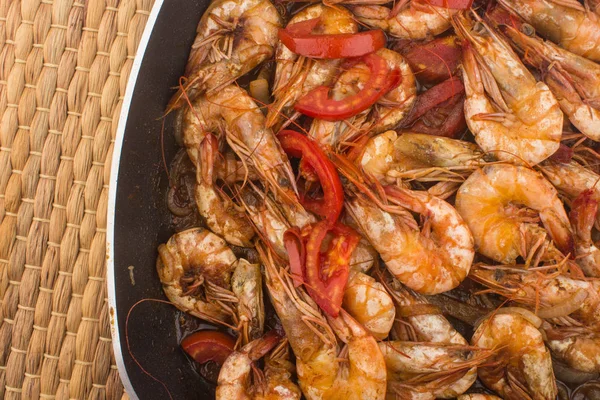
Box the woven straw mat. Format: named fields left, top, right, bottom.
left=0, top=0, right=155, bottom=398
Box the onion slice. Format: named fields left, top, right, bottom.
left=250, top=78, right=270, bottom=108
left=536, top=289, right=587, bottom=319
left=496, top=307, right=543, bottom=328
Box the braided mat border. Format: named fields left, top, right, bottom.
left=0, top=0, right=155, bottom=398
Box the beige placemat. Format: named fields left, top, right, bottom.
left=0, top=0, right=155, bottom=398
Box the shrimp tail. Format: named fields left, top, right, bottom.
left=540, top=209, right=576, bottom=258
left=246, top=330, right=282, bottom=361
left=570, top=189, right=598, bottom=242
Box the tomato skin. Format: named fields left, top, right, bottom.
left=396, top=35, right=462, bottom=85
left=278, top=29, right=386, bottom=59
left=278, top=130, right=344, bottom=223
left=304, top=221, right=360, bottom=317
left=409, top=76, right=464, bottom=121
left=284, top=228, right=306, bottom=288
left=294, top=53, right=400, bottom=121
left=401, top=76, right=466, bottom=137
left=181, top=330, right=235, bottom=365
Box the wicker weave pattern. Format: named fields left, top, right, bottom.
left=0, top=0, right=155, bottom=398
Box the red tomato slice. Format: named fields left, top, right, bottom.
left=397, top=35, right=462, bottom=85
left=278, top=130, right=344, bottom=223
left=278, top=29, right=386, bottom=59
left=408, top=76, right=464, bottom=122
left=294, top=53, right=400, bottom=121
left=181, top=330, right=235, bottom=365
left=285, top=17, right=321, bottom=36
left=284, top=228, right=306, bottom=288
left=304, top=221, right=360, bottom=317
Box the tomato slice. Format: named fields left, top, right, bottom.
left=181, top=330, right=235, bottom=365
left=278, top=28, right=386, bottom=59
left=396, top=35, right=462, bottom=85
left=407, top=76, right=464, bottom=122
left=278, top=130, right=344, bottom=223
left=284, top=228, right=306, bottom=288
left=294, top=53, right=400, bottom=121
left=304, top=221, right=360, bottom=317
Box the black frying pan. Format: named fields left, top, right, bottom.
left=107, top=1, right=213, bottom=398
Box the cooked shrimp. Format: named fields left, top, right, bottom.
left=216, top=333, right=302, bottom=400
left=261, top=245, right=387, bottom=400
left=457, top=395, right=502, bottom=400
left=167, top=0, right=282, bottom=111
left=455, top=164, right=574, bottom=264
left=470, top=266, right=600, bottom=330
left=453, top=12, right=563, bottom=166
left=232, top=259, right=265, bottom=343
left=379, top=341, right=483, bottom=399
left=267, top=4, right=358, bottom=129
left=500, top=23, right=600, bottom=141
left=545, top=330, right=600, bottom=374
left=569, top=189, right=600, bottom=277
left=240, top=183, right=377, bottom=273
left=540, top=160, right=600, bottom=224
left=239, top=185, right=291, bottom=259
left=156, top=228, right=238, bottom=324
left=471, top=265, right=600, bottom=373
left=182, top=85, right=298, bottom=206
left=345, top=186, right=474, bottom=295
left=262, top=340, right=304, bottom=399
left=351, top=1, right=455, bottom=40
left=471, top=309, right=557, bottom=399
left=382, top=274, right=468, bottom=345
left=195, top=134, right=255, bottom=247
left=343, top=270, right=395, bottom=340
left=340, top=212, right=379, bottom=273
left=358, top=131, right=484, bottom=184
left=497, top=0, right=600, bottom=62
left=308, top=48, right=416, bottom=149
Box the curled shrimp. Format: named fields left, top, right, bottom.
left=471, top=265, right=600, bottom=373
left=308, top=48, right=417, bottom=149
left=379, top=341, right=485, bottom=399
left=156, top=228, right=238, bottom=324
left=470, top=266, right=600, bottom=329
left=182, top=85, right=298, bottom=206
left=545, top=327, right=600, bottom=374
left=455, top=164, right=574, bottom=265
left=195, top=134, right=255, bottom=247
left=345, top=186, right=474, bottom=295
left=267, top=4, right=358, bottom=129
left=382, top=273, right=468, bottom=345
left=232, top=259, right=265, bottom=343
left=343, top=270, right=396, bottom=340
left=216, top=332, right=302, bottom=399
left=167, top=0, right=282, bottom=111
left=499, top=22, right=600, bottom=141
left=351, top=0, right=455, bottom=40
left=358, top=130, right=484, bottom=184
left=261, top=244, right=387, bottom=400
left=497, top=0, right=600, bottom=62
left=472, top=309, right=557, bottom=399
left=453, top=12, right=563, bottom=166
left=379, top=274, right=478, bottom=398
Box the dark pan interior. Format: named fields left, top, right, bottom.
left=113, top=1, right=212, bottom=398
